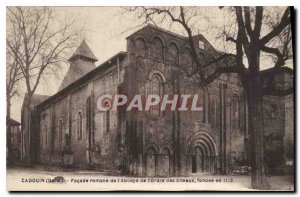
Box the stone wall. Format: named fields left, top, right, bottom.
left=38, top=60, right=125, bottom=170
left=33, top=25, right=292, bottom=176
left=125, top=26, right=246, bottom=176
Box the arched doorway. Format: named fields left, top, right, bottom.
left=146, top=147, right=157, bottom=177
left=159, top=147, right=170, bottom=176
left=186, top=131, right=217, bottom=174
left=192, top=146, right=204, bottom=173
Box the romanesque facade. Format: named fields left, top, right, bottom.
left=22, top=25, right=293, bottom=176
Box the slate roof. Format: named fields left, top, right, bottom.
left=58, top=61, right=95, bottom=91
left=68, top=40, right=98, bottom=62
left=59, top=40, right=98, bottom=91
left=37, top=52, right=126, bottom=109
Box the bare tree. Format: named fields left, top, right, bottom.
left=128, top=6, right=293, bottom=189
left=6, top=41, right=23, bottom=165
left=6, top=7, right=84, bottom=163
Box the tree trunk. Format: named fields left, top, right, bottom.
left=6, top=98, right=13, bottom=166
left=247, top=82, right=271, bottom=190
left=24, top=94, right=32, bottom=164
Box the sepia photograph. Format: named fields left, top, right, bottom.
left=5, top=5, right=294, bottom=191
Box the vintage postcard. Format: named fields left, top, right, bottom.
left=6, top=6, right=294, bottom=191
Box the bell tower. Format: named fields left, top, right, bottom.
left=58, top=40, right=98, bottom=91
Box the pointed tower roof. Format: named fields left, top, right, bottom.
left=58, top=40, right=97, bottom=91
left=68, top=40, right=98, bottom=62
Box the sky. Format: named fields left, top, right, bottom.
left=9, top=7, right=217, bottom=121
left=10, top=7, right=142, bottom=121
left=8, top=7, right=293, bottom=121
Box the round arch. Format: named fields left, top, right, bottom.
left=159, top=146, right=173, bottom=155
left=134, top=36, right=147, bottom=45
left=150, top=35, right=166, bottom=47
left=193, top=146, right=205, bottom=156
left=150, top=36, right=165, bottom=60
left=147, top=69, right=166, bottom=83
left=186, top=131, right=217, bottom=156
left=134, top=36, right=147, bottom=56
left=146, top=143, right=159, bottom=154
left=167, top=41, right=180, bottom=63
left=191, top=139, right=210, bottom=156
left=168, top=41, right=180, bottom=50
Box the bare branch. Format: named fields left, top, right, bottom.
left=203, top=66, right=239, bottom=85
left=260, top=7, right=290, bottom=44
left=7, top=7, right=83, bottom=106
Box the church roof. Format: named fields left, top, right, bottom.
left=68, top=40, right=98, bottom=62
left=59, top=40, right=98, bottom=91
left=58, top=61, right=96, bottom=91
left=37, top=52, right=126, bottom=110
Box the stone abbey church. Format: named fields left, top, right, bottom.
left=21, top=24, right=293, bottom=176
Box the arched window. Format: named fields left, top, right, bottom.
left=103, top=99, right=111, bottom=133
left=151, top=37, right=164, bottom=60
left=148, top=147, right=157, bottom=155
left=167, top=43, right=179, bottom=64
left=44, top=122, right=48, bottom=147
left=182, top=47, right=193, bottom=70
left=77, top=111, right=83, bottom=140
left=231, top=95, right=239, bottom=129
left=160, top=147, right=170, bottom=176
left=135, top=38, right=147, bottom=56
left=106, top=109, right=110, bottom=133
left=150, top=73, right=164, bottom=116
left=146, top=147, right=157, bottom=176
left=58, top=118, right=63, bottom=144
left=161, top=147, right=170, bottom=159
